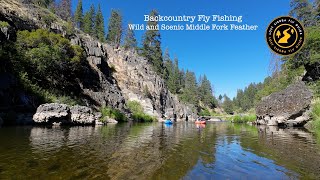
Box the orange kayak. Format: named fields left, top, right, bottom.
left=195, top=121, right=206, bottom=124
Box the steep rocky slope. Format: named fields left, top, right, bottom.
left=0, top=0, right=195, bottom=122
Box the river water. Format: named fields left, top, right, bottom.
left=0, top=122, right=320, bottom=179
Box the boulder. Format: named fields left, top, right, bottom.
left=33, top=103, right=100, bottom=125
left=256, top=81, right=313, bottom=127
left=70, top=105, right=97, bottom=125
left=33, top=103, right=70, bottom=124
left=103, top=117, right=118, bottom=124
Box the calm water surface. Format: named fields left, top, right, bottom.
left=0, top=122, right=320, bottom=179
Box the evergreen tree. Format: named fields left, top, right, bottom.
left=95, top=4, right=105, bottom=42
left=142, top=10, right=163, bottom=75
left=106, top=10, right=123, bottom=47
left=223, top=94, right=234, bottom=114
left=123, top=25, right=137, bottom=50
left=173, top=57, right=181, bottom=93
left=83, top=5, right=95, bottom=36
left=198, top=74, right=216, bottom=108
left=180, top=70, right=198, bottom=105
left=163, top=48, right=173, bottom=83
left=289, top=0, right=315, bottom=26
left=74, top=0, right=83, bottom=29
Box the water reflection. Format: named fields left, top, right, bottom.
left=0, top=123, right=319, bottom=179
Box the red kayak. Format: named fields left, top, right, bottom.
left=195, top=120, right=206, bottom=124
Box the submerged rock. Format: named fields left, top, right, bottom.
left=256, top=81, right=313, bottom=127
left=33, top=103, right=100, bottom=125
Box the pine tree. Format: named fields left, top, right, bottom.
left=123, top=25, right=137, bottom=50
left=83, top=5, right=95, bottom=36
left=172, top=57, right=181, bottom=93
left=223, top=94, right=234, bottom=114
left=106, top=10, right=123, bottom=47
left=142, top=10, right=163, bottom=76
left=198, top=75, right=215, bottom=108
left=180, top=70, right=198, bottom=106
left=95, top=4, right=105, bottom=42
left=74, top=0, right=83, bottom=29
left=289, top=0, right=315, bottom=26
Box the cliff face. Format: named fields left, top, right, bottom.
left=0, top=0, right=195, bottom=121
left=104, top=45, right=195, bottom=120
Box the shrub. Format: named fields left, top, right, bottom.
left=199, top=108, right=210, bottom=116
left=127, top=101, right=144, bottom=114
left=228, top=114, right=256, bottom=123
left=127, top=101, right=156, bottom=122
left=15, top=29, right=84, bottom=89
left=0, top=21, right=9, bottom=28
left=311, top=99, right=320, bottom=130
left=131, top=112, right=155, bottom=122
left=100, top=106, right=127, bottom=122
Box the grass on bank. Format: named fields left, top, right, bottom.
left=311, top=98, right=320, bottom=130
left=225, top=114, right=257, bottom=123
left=127, top=101, right=156, bottom=122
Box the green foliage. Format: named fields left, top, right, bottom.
left=43, top=13, right=56, bottom=28
left=123, top=25, right=137, bottom=50
left=74, top=0, right=83, bottom=29
left=198, top=75, right=216, bottom=108
left=179, top=70, right=198, bottom=105
left=127, top=101, right=156, bottom=122
left=223, top=94, right=234, bottom=114
left=228, top=114, right=256, bottom=123
left=311, top=99, right=320, bottom=127
left=100, top=106, right=127, bottom=122
left=95, top=4, right=105, bottom=42
left=12, top=29, right=85, bottom=104
left=0, top=21, right=9, bottom=28
left=127, top=101, right=144, bottom=114
left=131, top=113, right=155, bottom=122
left=83, top=4, right=95, bottom=36
left=62, top=21, right=74, bottom=36
left=142, top=10, right=163, bottom=75
left=106, top=10, right=123, bottom=47
left=199, top=108, right=211, bottom=116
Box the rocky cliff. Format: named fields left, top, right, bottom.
left=0, top=0, right=195, bottom=123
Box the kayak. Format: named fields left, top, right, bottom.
left=195, top=121, right=206, bottom=124
left=164, top=120, right=173, bottom=124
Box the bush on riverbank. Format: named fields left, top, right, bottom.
left=100, top=106, right=127, bottom=122
left=226, top=114, right=256, bottom=123
left=127, top=101, right=156, bottom=122
left=311, top=99, right=320, bottom=130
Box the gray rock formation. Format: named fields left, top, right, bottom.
left=105, top=46, right=197, bottom=121
left=70, top=105, right=97, bottom=125
left=33, top=103, right=100, bottom=125
left=256, top=81, right=313, bottom=127
left=33, top=103, right=71, bottom=124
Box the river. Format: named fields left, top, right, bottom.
left=0, top=122, right=320, bottom=179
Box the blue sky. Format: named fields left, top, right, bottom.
left=71, top=0, right=291, bottom=98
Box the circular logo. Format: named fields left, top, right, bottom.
left=266, top=16, right=305, bottom=56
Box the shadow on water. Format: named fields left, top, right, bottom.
left=0, top=122, right=319, bottom=179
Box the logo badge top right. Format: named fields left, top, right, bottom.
left=266, top=16, right=305, bottom=56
